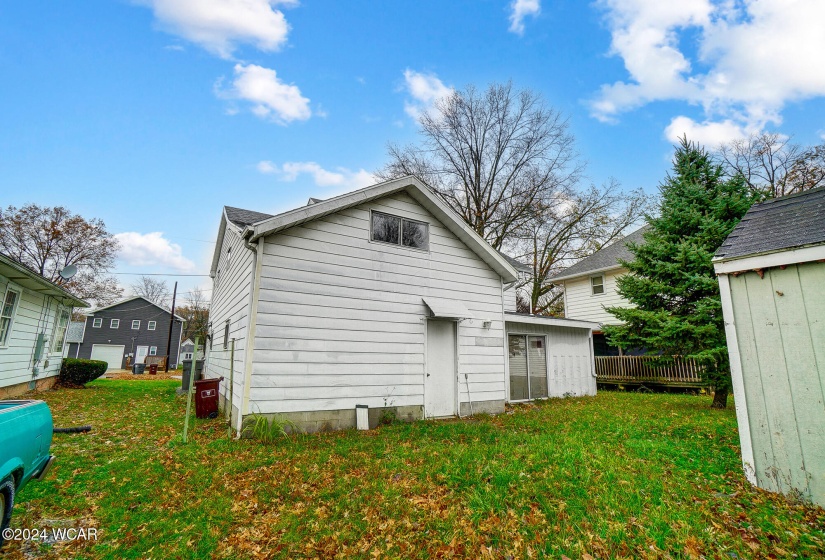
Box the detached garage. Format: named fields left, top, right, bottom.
left=714, top=186, right=825, bottom=508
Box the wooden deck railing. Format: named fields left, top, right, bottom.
left=595, top=355, right=705, bottom=385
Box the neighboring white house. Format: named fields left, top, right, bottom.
left=0, top=253, right=88, bottom=398
left=179, top=338, right=205, bottom=361
left=549, top=227, right=646, bottom=355
left=204, top=177, right=598, bottom=433
left=714, top=186, right=825, bottom=508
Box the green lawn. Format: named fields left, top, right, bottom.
left=5, top=380, right=824, bottom=559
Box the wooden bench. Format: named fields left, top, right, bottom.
left=144, top=356, right=167, bottom=370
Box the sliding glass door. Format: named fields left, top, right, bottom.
left=508, top=334, right=548, bottom=401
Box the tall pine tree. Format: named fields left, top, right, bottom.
left=604, top=138, right=757, bottom=408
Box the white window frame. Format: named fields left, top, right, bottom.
left=183, top=352, right=193, bottom=360
left=148, top=320, right=156, bottom=331
left=149, top=346, right=157, bottom=356
left=0, top=284, right=22, bottom=348
left=223, top=320, right=230, bottom=350
left=92, top=317, right=103, bottom=328
left=369, top=210, right=430, bottom=252
left=132, top=320, right=141, bottom=330
left=591, top=275, right=605, bottom=296
left=110, top=319, right=120, bottom=329
left=51, top=308, right=71, bottom=353
left=506, top=333, right=549, bottom=403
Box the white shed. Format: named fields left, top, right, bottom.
left=714, top=186, right=825, bottom=507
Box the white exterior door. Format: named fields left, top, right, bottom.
left=90, top=344, right=125, bottom=371
left=425, top=320, right=457, bottom=418
left=135, top=346, right=149, bottom=364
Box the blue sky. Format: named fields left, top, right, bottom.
left=2, top=0, right=824, bottom=298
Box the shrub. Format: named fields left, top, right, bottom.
left=59, top=358, right=107, bottom=387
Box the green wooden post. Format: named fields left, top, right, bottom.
left=182, top=336, right=200, bottom=443
left=227, top=338, right=235, bottom=438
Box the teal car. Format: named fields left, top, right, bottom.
left=0, top=400, right=55, bottom=547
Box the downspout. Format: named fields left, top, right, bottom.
left=240, top=231, right=263, bottom=433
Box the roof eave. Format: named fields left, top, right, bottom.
left=549, top=264, right=626, bottom=283
left=0, top=254, right=89, bottom=307
left=713, top=242, right=825, bottom=274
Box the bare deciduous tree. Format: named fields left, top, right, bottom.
left=130, top=276, right=170, bottom=307
left=0, top=204, right=122, bottom=306
left=377, top=81, right=582, bottom=250
left=176, top=286, right=210, bottom=343
left=717, top=132, right=825, bottom=197
left=512, top=180, right=650, bottom=315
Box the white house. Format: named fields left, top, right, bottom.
left=0, top=253, right=88, bottom=398
left=714, top=186, right=825, bottom=507
left=204, top=177, right=598, bottom=433
left=549, top=227, right=646, bottom=355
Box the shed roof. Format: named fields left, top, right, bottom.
left=549, top=227, right=648, bottom=282
left=715, top=186, right=825, bottom=261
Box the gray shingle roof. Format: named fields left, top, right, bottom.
left=715, top=186, right=825, bottom=260
left=497, top=251, right=531, bottom=273
left=549, top=227, right=648, bottom=281
left=224, top=206, right=274, bottom=228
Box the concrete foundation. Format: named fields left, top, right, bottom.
left=239, top=404, right=424, bottom=435
left=459, top=399, right=505, bottom=416
left=0, top=376, right=58, bottom=399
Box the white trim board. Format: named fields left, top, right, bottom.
left=713, top=244, right=825, bottom=275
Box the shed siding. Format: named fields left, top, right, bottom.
left=204, top=223, right=256, bottom=422
left=503, top=286, right=517, bottom=312
left=505, top=321, right=596, bottom=398
left=563, top=269, right=630, bottom=325
left=0, top=275, right=68, bottom=390
left=727, top=262, right=825, bottom=506
left=249, top=191, right=506, bottom=414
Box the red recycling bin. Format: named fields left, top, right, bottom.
left=149, top=364, right=158, bottom=375
left=194, top=377, right=223, bottom=419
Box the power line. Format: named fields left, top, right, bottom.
left=110, top=272, right=210, bottom=277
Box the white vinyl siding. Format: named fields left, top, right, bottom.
left=506, top=321, right=596, bottom=398
left=249, top=191, right=507, bottom=414
left=0, top=277, right=67, bottom=389
left=563, top=269, right=632, bottom=325
left=503, top=286, right=517, bottom=313
left=202, top=222, right=256, bottom=427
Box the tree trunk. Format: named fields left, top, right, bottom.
left=711, top=387, right=729, bottom=409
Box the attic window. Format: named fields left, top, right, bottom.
left=370, top=211, right=429, bottom=250
left=591, top=275, right=605, bottom=295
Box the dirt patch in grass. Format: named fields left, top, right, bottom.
left=3, top=380, right=824, bottom=559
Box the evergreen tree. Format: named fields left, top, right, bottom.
left=604, top=138, right=757, bottom=408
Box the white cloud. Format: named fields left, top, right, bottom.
left=509, top=0, right=541, bottom=35
left=115, top=232, right=196, bottom=272
left=591, top=0, right=825, bottom=137
left=664, top=116, right=748, bottom=147
left=219, top=63, right=311, bottom=124
left=140, top=0, right=295, bottom=58
left=257, top=161, right=375, bottom=190
left=402, top=69, right=453, bottom=119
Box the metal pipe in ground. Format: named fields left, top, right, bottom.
left=227, top=338, right=235, bottom=438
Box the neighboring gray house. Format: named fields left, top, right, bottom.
left=68, top=296, right=185, bottom=371
left=179, top=338, right=205, bottom=361
left=0, top=252, right=88, bottom=398
left=714, top=186, right=825, bottom=507
left=205, top=177, right=598, bottom=433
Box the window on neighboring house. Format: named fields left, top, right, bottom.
left=51, top=309, right=70, bottom=352
left=184, top=352, right=193, bottom=360
left=0, top=286, right=21, bottom=346
left=148, top=321, right=156, bottom=331
left=110, top=319, right=119, bottom=329
left=132, top=320, right=140, bottom=330
left=370, top=211, right=429, bottom=250
left=92, top=317, right=102, bottom=328
left=223, top=320, right=230, bottom=349
left=591, top=275, right=605, bottom=295
left=149, top=346, right=157, bottom=356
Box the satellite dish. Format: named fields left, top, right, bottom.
left=59, top=265, right=78, bottom=280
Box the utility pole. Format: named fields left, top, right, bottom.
left=164, top=281, right=178, bottom=372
